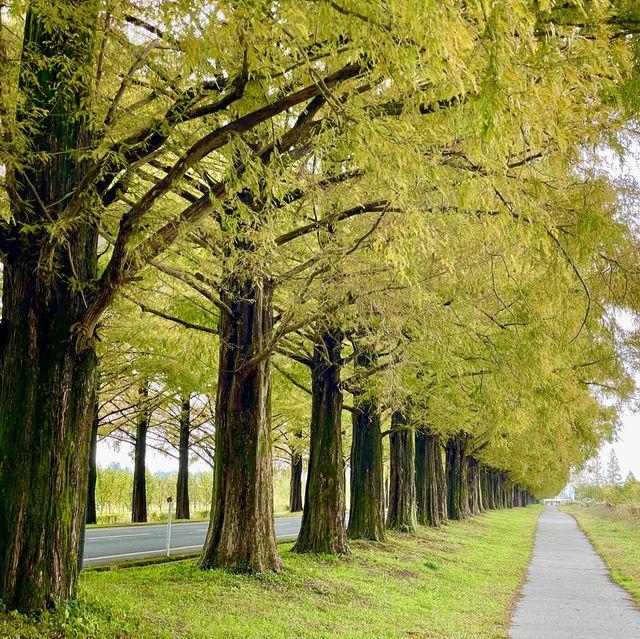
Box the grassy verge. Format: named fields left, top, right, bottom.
left=560, top=503, right=640, bottom=602
left=0, top=506, right=541, bottom=639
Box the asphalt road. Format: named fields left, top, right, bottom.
left=510, top=506, right=640, bottom=639
left=84, top=516, right=302, bottom=566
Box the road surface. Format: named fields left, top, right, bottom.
left=84, top=516, right=302, bottom=566
left=510, top=506, right=640, bottom=638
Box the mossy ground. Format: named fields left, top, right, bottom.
left=0, top=506, right=541, bottom=639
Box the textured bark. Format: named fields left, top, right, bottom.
left=0, top=2, right=99, bottom=611
left=415, top=430, right=443, bottom=527
left=467, top=458, right=482, bottom=515
left=347, top=349, right=384, bottom=541
left=86, top=409, right=99, bottom=525
left=131, top=384, right=150, bottom=523
left=201, top=278, right=281, bottom=572
left=435, top=438, right=448, bottom=524
left=348, top=399, right=385, bottom=540
left=446, top=435, right=470, bottom=520
left=176, top=395, right=191, bottom=520
left=289, top=443, right=304, bottom=513
left=386, top=411, right=417, bottom=532
left=293, top=330, right=348, bottom=555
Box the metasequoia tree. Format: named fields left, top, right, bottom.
left=1, top=0, right=639, bottom=610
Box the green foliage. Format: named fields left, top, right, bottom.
left=94, top=467, right=213, bottom=524
left=575, top=469, right=640, bottom=505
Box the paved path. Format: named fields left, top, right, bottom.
left=83, top=516, right=302, bottom=566
left=510, top=506, right=640, bottom=639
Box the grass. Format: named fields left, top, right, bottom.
left=561, top=503, right=640, bottom=602
left=0, top=506, right=541, bottom=639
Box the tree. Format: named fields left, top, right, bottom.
left=2, top=0, right=639, bottom=610
left=607, top=450, right=623, bottom=486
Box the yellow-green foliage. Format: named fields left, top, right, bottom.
left=4, top=0, right=639, bottom=504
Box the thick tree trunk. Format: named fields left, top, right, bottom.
left=481, top=467, right=492, bottom=510
left=386, top=411, right=417, bottom=532
left=347, top=350, right=384, bottom=541
left=435, top=439, right=448, bottom=524
left=446, top=435, right=470, bottom=520
left=293, top=330, right=348, bottom=555
left=289, top=446, right=304, bottom=513
left=415, top=430, right=443, bottom=527
left=86, top=409, right=99, bottom=525
left=201, top=278, right=281, bottom=572
left=131, top=384, right=150, bottom=523
left=0, top=2, right=98, bottom=611
left=0, top=282, right=97, bottom=611
left=176, top=395, right=191, bottom=520
left=467, top=458, right=482, bottom=515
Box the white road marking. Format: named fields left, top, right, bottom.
left=86, top=533, right=154, bottom=541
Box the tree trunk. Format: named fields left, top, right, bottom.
left=289, top=443, right=304, bottom=513
left=0, top=2, right=98, bottom=611
left=86, top=408, right=99, bottom=525
left=435, top=437, right=448, bottom=524
left=201, top=278, right=281, bottom=572
left=481, top=467, right=492, bottom=510
left=446, top=435, right=470, bottom=520
left=293, top=330, right=348, bottom=555
left=348, top=397, right=385, bottom=540
left=347, top=349, right=384, bottom=541
left=467, top=458, right=481, bottom=516
left=288, top=429, right=304, bottom=513
left=176, top=395, right=191, bottom=520
left=131, top=384, right=150, bottom=523
left=386, top=411, right=417, bottom=532
left=415, top=430, right=442, bottom=527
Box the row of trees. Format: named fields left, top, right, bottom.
left=1, top=0, right=640, bottom=612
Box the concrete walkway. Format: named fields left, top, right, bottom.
left=510, top=506, right=640, bottom=639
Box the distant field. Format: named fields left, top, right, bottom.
left=561, top=504, right=640, bottom=603
left=0, top=506, right=541, bottom=639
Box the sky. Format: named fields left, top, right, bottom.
left=603, top=412, right=640, bottom=480
left=97, top=439, right=210, bottom=474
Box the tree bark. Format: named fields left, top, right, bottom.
left=446, top=434, right=470, bottom=520
left=415, top=430, right=443, bottom=527
left=386, top=411, right=417, bottom=532
left=289, top=438, right=304, bottom=513
left=347, top=349, right=385, bottom=541
left=348, top=398, right=385, bottom=540
left=176, top=395, right=191, bottom=520
left=435, top=437, right=448, bottom=524
left=293, top=330, right=348, bottom=555
left=467, top=458, right=482, bottom=515
left=0, top=2, right=99, bottom=612
left=131, top=384, right=150, bottom=523
left=201, top=278, right=281, bottom=572
left=86, top=408, right=99, bottom=525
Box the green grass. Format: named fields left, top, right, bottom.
left=0, top=506, right=541, bottom=639
left=561, top=504, right=640, bottom=602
